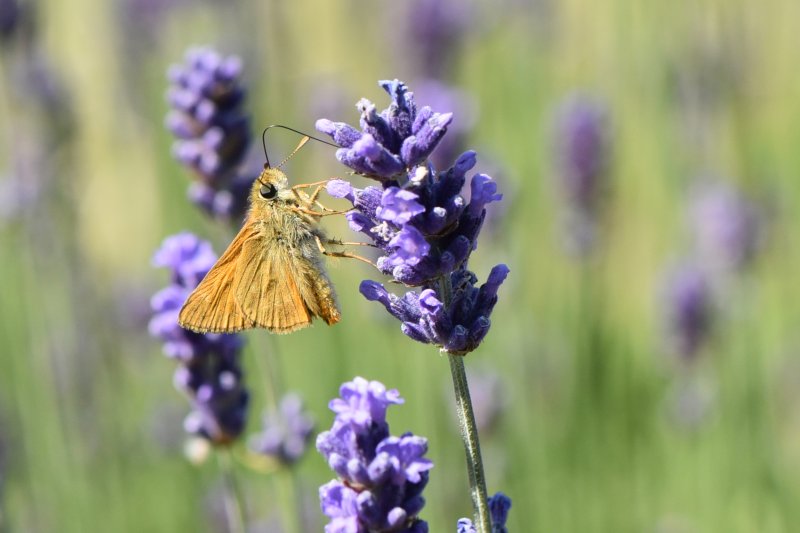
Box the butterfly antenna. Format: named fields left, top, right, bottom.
left=261, top=124, right=339, bottom=169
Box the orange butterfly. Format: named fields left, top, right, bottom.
left=178, top=165, right=341, bottom=334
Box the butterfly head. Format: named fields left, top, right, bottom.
left=251, top=166, right=292, bottom=205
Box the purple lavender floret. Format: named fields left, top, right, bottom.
left=150, top=232, right=249, bottom=444
left=317, top=81, right=508, bottom=355
left=360, top=264, right=509, bottom=355
left=317, top=377, right=432, bottom=532
left=456, top=492, right=512, bottom=533
left=250, top=393, right=315, bottom=465
left=166, top=46, right=255, bottom=221
left=456, top=518, right=477, bottom=533
left=488, top=492, right=512, bottom=533
left=316, top=79, right=452, bottom=181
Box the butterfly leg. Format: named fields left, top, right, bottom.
left=289, top=185, right=351, bottom=217
left=291, top=180, right=330, bottom=203
left=312, top=201, right=354, bottom=215
left=325, top=238, right=380, bottom=249
left=292, top=178, right=354, bottom=209
left=291, top=179, right=332, bottom=192
left=315, top=235, right=378, bottom=269
left=290, top=206, right=352, bottom=217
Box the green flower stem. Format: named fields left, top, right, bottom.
left=439, top=275, right=491, bottom=533
left=218, top=449, right=247, bottom=533
left=448, top=354, right=492, bottom=532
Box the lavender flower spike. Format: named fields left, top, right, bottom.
left=690, top=180, right=761, bottom=273
left=166, top=46, right=255, bottom=221
left=249, top=393, right=315, bottom=465
left=319, top=80, right=506, bottom=532
left=150, top=232, right=249, bottom=444
left=318, top=80, right=508, bottom=355
left=552, top=93, right=611, bottom=257
left=662, top=262, right=713, bottom=362
left=318, top=377, right=432, bottom=532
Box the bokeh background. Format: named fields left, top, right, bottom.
left=2, top=0, right=800, bottom=531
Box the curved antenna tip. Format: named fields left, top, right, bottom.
left=261, top=124, right=339, bottom=169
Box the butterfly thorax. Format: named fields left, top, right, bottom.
left=247, top=168, right=322, bottom=251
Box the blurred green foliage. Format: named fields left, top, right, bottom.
left=2, top=0, right=800, bottom=531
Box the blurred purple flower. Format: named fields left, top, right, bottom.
left=690, top=181, right=761, bottom=273
left=662, top=263, right=713, bottom=361
left=317, top=80, right=508, bottom=355
left=411, top=80, right=476, bottom=169
left=250, top=393, right=315, bottom=466
left=0, top=0, right=21, bottom=41
left=166, top=46, right=255, bottom=221
left=317, top=377, right=432, bottom=533
left=122, top=0, right=185, bottom=40
left=402, top=0, right=473, bottom=78
left=150, top=232, right=249, bottom=445
left=552, top=94, right=611, bottom=257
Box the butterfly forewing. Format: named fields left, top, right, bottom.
left=178, top=224, right=257, bottom=333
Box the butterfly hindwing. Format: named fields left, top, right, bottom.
left=234, top=232, right=340, bottom=333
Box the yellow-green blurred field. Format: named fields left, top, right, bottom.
left=2, top=0, right=800, bottom=531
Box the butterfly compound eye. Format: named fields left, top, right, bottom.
left=259, top=183, right=278, bottom=199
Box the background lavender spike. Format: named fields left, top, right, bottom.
left=165, top=46, right=257, bottom=221
left=661, top=262, right=714, bottom=362
left=689, top=180, right=762, bottom=274
left=150, top=232, right=249, bottom=445
left=318, top=80, right=508, bottom=356
left=552, top=93, right=611, bottom=257
left=0, top=0, right=21, bottom=41
left=249, top=393, right=315, bottom=466
left=410, top=81, right=477, bottom=171
left=398, top=0, right=473, bottom=79
left=317, top=377, right=433, bottom=532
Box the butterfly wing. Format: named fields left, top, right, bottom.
left=178, top=224, right=257, bottom=334
left=234, top=232, right=340, bottom=333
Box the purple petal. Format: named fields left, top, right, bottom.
left=401, top=322, right=433, bottom=344
left=315, top=119, right=362, bottom=148
left=327, top=179, right=355, bottom=201
left=386, top=225, right=430, bottom=267
left=400, top=112, right=453, bottom=167
left=488, top=492, right=512, bottom=531
left=468, top=174, right=502, bottom=217
left=377, top=187, right=425, bottom=224
left=418, top=289, right=442, bottom=316
left=360, top=280, right=392, bottom=307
